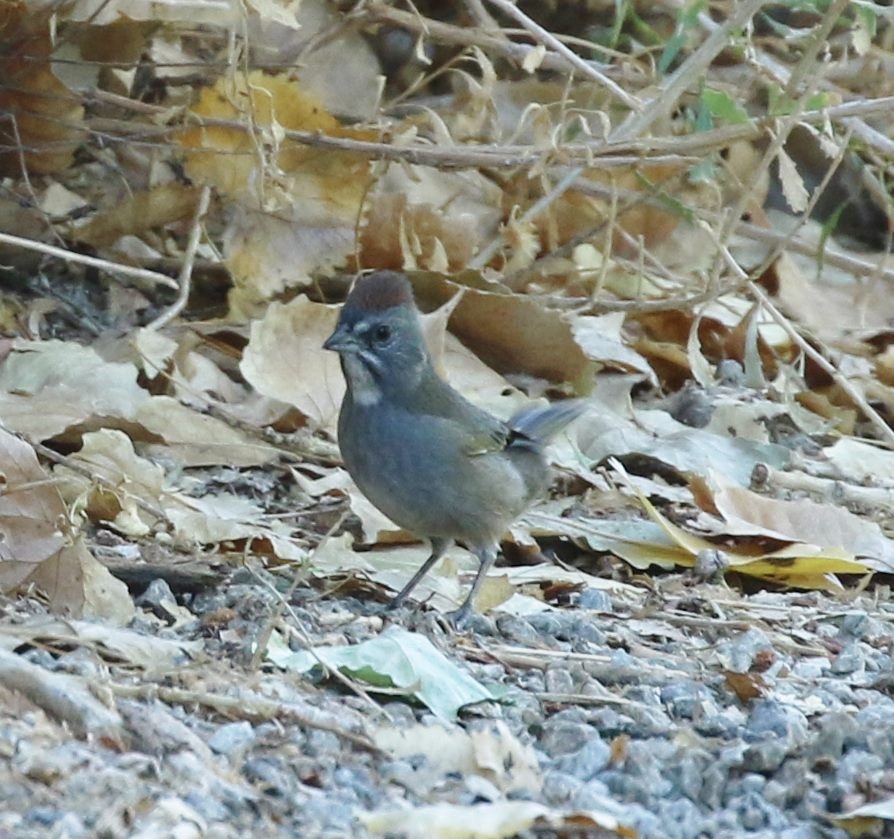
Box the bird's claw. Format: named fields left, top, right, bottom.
left=442, top=604, right=474, bottom=631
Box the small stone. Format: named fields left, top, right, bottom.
left=544, top=666, right=574, bottom=695
left=552, top=736, right=611, bottom=781
left=541, top=770, right=584, bottom=805
left=306, top=729, right=341, bottom=757
left=763, top=779, right=789, bottom=808
left=184, top=790, right=230, bottom=822
left=745, top=700, right=809, bottom=750
left=791, top=657, right=829, bottom=679
left=831, top=641, right=864, bottom=675
left=669, top=750, right=710, bottom=800
left=717, top=359, right=745, bottom=385
left=742, top=740, right=787, bottom=772
left=806, top=712, right=857, bottom=760
left=494, top=615, right=540, bottom=644
left=526, top=613, right=565, bottom=637
left=569, top=778, right=615, bottom=813
left=839, top=610, right=881, bottom=640
left=241, top=756, right=292, bottom=795
left=578, top=588, right=612, bottom=611
left=135, top=578, right=180, bottom=620
left=539, top=721, right=594, bottom=758
left=660, top=681, right=717, bottom=720
left=208, top=721, right=256, bottom=758
left=656, top=798, right=706, bottom=837
left=836, top=749, right=884, bottom=785
left=717, top=627, right=774, bottom=673
left=25, top=806, right=61, bottom=826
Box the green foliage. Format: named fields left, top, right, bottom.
left=767, top=85, right=831, bottom=116
left=268, top=625, right=496, bottom=719
left=658, top=0, right=706, bottom=74
left=699, top=88, right=750, bottom=126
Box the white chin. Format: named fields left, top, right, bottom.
left=343, top=354, right=381, bottom=406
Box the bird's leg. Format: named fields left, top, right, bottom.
left=387, top=537, right=451, bottom=610
left=445, top=544, right=498, bottom=629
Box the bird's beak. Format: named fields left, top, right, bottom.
left=323, top=325, right=360, bottom=354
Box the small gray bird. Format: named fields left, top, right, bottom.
left=324, top=271, right=584, bottom=625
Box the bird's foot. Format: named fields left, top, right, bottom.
left=442, top=603, right=475, bottom=631
left=384, top=595, right=406, bottom=612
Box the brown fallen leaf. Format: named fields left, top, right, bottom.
left=179, top=71, right=375, bottom=312
left=0, top=427, right=133, bottom=622
left=0, top=3, right=85, bottom=176
left=724, top=670, right=767, bottom=703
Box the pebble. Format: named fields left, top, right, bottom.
left=3, top=576, right=887, bottom=839
left=208, top=722, right=256, bottom=759
left=551, top=735, right=611, bottom=780
left=577, top=588, right=612, bottom=611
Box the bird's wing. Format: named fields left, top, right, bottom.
left=413, top=371, right=517, bottom=456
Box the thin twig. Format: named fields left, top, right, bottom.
left=108, top=681, right=381, bottom=753
left=483, top=0, right=642, bottom=112
left=81, top=88, right=894, bottom=169
left=89, top=113, right=697, bottom=170
left=748, top=279, right=894, bottom=448
left=0, top=231, right=179, bottom=289
left=0, top=420, right=168, bottom=522
left=245, top=512, right=391, bottom=720
left=145, top=185, right=212, bottom=331
left=568, top=178, right=894, bottom=287
left=612, top=0, right=771, bottom=142
left=709, top=241, right=894, bottom=448
left=364, top=2, right=636, bottom=80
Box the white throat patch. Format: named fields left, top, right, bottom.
left=343, top=354, right=381, bottom=406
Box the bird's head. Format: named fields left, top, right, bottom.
left=324, top=271, right=430, bottom=403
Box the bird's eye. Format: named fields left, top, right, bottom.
left=372, top=324, right=392, bottom=343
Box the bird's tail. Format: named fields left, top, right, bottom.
left=508, top=399, right=587, bottom=444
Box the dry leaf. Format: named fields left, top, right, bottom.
left=179, top=71, right=375, bottom=310
left=240, top=296, right=342, bottom=431
left=373, top=721, right=541, bottom=795
left=776, top=145, right=809, bottom=213
left=703, top=472, right=894, bottom=573
left=0, top=3, right=85, bottom=176
left=75, top=184, right=202, bottom=247
left=0, top=428, right=133, bottom=622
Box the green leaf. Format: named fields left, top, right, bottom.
left=767, top=85, right=831, bottom=116
left=688, top=158, right=718, bottom=184
left=268, top=626, right=496, bottom=719
left=700, top=88, right=749, bottom=125
left=816, top=200, right=847, bottom=275
left=658, top=0, right=705, bottom=74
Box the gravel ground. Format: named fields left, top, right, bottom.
left=2, top=568, right=893, bottom=839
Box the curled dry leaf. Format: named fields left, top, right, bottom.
left=358, top=800, right=633, bottom=839
left=373, top=720, right=541, bottom=795
left=410, top=273, right=593, bottom=386
left=240, top=296, right=343, bottom=431
left=54, top=429, right=166, bottom=537
left=74, top=183, right=203, bottom=248
left=0, top=427, right=133, bottom=622
left=576, top=399, right=790, bottom=486
left=0, top=340, right=275, bottom=467
left=0, top=3, right=85, bottom=176
left=699, top=471, right=894, bottom=573
left=360, top=167, right=502, bottom=273
left=179, top=71, right=375, bottom=312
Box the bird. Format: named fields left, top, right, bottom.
left=324, top=270, right=585, bottom=626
